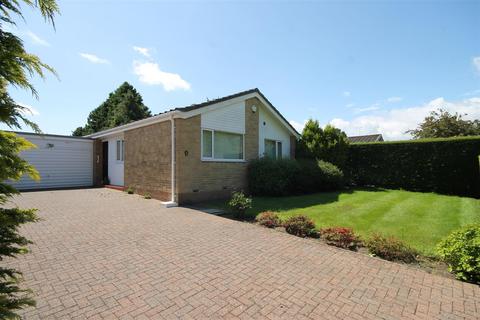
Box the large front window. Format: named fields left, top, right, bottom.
left=202, top=129, right=244, bottom=161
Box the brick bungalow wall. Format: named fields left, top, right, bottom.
left=174, top=97, right=260, bottom=204
left=124, top=121, right=172, bottom=201
left=92, top=97, right=296, bottom=204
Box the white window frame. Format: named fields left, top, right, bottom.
left=264, top=139, right=283, bottom=159
left=201, top=128, right=245, bottom=162
left=116, top=139, right=124, bottom=162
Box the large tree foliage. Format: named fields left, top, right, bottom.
left=0, top=0, right=58, bottom=317
left=407, top=109, right=480, bottom=139
left=297, top=119, right=349, bottom=168
left=73, top=82, right=151, bottom=136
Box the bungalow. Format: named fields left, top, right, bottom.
left=81, top=88, right=299, bottom=205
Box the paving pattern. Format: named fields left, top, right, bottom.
left=5, top=188, right=480, bottom=319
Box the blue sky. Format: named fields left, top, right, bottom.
left=5, top=0, right=480, bottom=140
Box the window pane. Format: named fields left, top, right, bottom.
left=277, top=141, right=282, bottom=159
left=214, top=131, right=243, bottom=159
left=116, top=140, right=120, bottom=161
left=264, top=140, right=276, bottom=158
left=121, top=140, right=125, bottom=161
left=202, top=130, right=213, bottom=158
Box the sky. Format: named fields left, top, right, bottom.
left=4, top=0, right=480, bottom=140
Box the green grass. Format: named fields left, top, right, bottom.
left=205, top=188, right=480, bottom=255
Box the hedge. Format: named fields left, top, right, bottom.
left=346, top=136, right=480, bottom=198
left=248, top=158, right=344, bottom=196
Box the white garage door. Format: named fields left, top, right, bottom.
left=10, top=133, right=93, bottom=190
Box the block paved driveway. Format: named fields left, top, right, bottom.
left=6, top=189, right=479, bottom=319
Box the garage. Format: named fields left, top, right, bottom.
left=10, top=132, right=93, bottom=190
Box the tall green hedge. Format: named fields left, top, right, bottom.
left=346, top=136, right=480, bottom=198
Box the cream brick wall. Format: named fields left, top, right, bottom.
left=175, top=98, right=260, bottom=203
left=124, top=121, right=172, bottom=201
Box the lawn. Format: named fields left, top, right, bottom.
left=205, top=188, right=480, bottom=255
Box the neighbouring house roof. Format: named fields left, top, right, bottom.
left=348, top=134, right=384, bottom=143
left=86, top=88, right=300, bottom=139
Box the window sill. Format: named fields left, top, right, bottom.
left=201, top=158, right=246, bottom=163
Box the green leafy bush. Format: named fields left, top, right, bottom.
left=248, top=158, right=300, bottom=196
left=144, top=193, right=151, bottom=199
left=255, top=211, right=281, bottom=228
left=248, top=158, right=344, bottom=196
left=365, top=233, right=418, bottom=263
left=320, top=227, right=361, bottom=250
left=227, top=191, right=252, bottom=219
left=346, top=136, right=480, bottom=198
left=126, top=186, right=134, bottom=194
left=436, top=225, right=480, bottom=283
left=284, top=215, right=317, bottom=238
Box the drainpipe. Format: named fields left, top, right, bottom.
left=170, top=115, right=176, bottom=203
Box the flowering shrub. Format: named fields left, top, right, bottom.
left=284, top=215, right=317, bottom=238
left=437, top=225, right=480, bottom=283
left=320, top=227, right=361, bottom=250
left=365, top=233, right=418, bottom=263
left=255, top=211, right=281, bottom=228
left=227, top=191, right=252, bottom=219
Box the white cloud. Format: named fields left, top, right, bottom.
left=346, top=103, right=355, bottom=108
left=133, top=61, right=190, bottom=91
left=289, top=119, right=308, bottom=133
left=329, top=96, right=480, bottom=141
left=26, top=30, right=49, bottom=46
left=387, top=96, right=402, bottom=103
left=354, top=103, right=381, bottom=113
left=79, top=53, right=110, bottom=64
left=463, top=89, right=480, bottom=96
left=18, top=102, right=40, bottom=116
left=343, top=91, right=351, bottom=97
left=133, top=46, right=151, bottom=58
left=473, top=56, right=480, bottom=73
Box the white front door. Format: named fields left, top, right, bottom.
left=106, top=136, right=124, bottom=186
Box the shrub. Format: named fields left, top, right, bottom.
left=436, top=225, right=480, bottom=283
left=126, top=186, right=134, bottom=194
left=346, top=136, right=480, bottom=198
left=227, top=191, right=252, bottom=219
left=294, top=159, right=344, bottom=193
left=248, top=158, right=300, bottom=196
left=320, top=227, right=361, bottom=250
left=144, top=193, right=151, bottom=199
left=284, top=215, right=317, bottom=238
left=255, top=211, right=281, bottom=228
left=248, top=158, right=344, bottom=196
left=365, top=233, right=418, bottom=263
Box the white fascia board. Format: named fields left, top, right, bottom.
left=16, top=133, right=94, bottom=143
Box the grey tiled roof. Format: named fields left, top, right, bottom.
left=348, top=134, right=384, bottom=143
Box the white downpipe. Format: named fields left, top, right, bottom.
left=170, top=116, right=176, bottom=203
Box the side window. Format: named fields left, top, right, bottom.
left=264, top=139, right=283, bottom=159
left=264, top=139, right=276, bottom=158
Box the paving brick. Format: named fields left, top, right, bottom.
left=5, top=188, right=479, bottom=319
